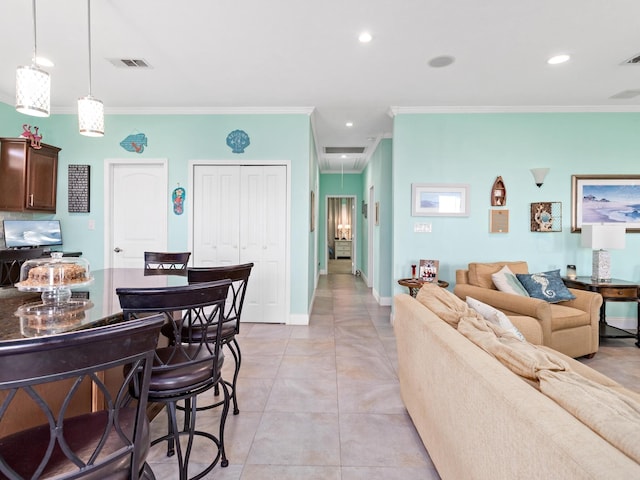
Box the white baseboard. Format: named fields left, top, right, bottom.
left=288, top=313, right=309, bottom=326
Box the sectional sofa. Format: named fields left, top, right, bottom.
left=393, top=285, right=640, bottom=479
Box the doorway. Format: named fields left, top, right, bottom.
left=326, top=195, right=356, bottom=274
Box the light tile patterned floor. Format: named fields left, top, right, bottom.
left=147, top=273, right=640, bottom=479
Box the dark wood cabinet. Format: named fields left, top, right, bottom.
left=0, top=138, right=60, bottom=212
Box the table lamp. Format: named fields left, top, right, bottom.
left=580, top=224, right=626, bottom=282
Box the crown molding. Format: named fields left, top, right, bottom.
left=389, top=105, right=640, bottom=115
left=52, top=105, right=316, bottom=115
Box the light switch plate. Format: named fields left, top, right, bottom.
left=414, top=223, right=432, bottom=233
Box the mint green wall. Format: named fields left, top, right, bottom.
left=0, top=103, right=313, bottom=317
left=318, top=173, right=363, bottom=271
left=362, top=138, right=393, bottom=299
left=393, top=112, right=640, bottom=317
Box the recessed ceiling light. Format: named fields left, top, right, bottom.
left=547, top=54, right=570, bottom=65
left=35, top=56, right=54, bottom=68
left=358, top=32, right=372, bottom=43
left=345, top=122, right=353, bottom=127
left=341, top=154, right=347, bottom=159
left=428, top=55, right=455, bottom=68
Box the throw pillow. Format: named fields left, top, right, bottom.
left=515, top=270, right=576, bottom=303
left=491, top=265, right=530, bottom=297
left=465, top=296, right=526, bottom=341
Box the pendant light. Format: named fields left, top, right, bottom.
left=78, top=0, right=104, bottom=137
left=15, top=0, right=51, bottom=117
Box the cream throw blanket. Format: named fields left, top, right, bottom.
left=415, top=283, right=640, bottom=463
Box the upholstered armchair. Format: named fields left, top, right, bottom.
left=454, top=261, right=603, bottom=358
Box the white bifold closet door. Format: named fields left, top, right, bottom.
left=193, top=164, right=287, bottom=324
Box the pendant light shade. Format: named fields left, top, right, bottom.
left=16, top=0, right=50, bottom=117
left=78, top=0, right=104, bottom=137
left=78, top=95, right=104, bottom=136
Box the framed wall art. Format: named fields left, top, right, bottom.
left=489, top=209, right=509, bottom=233
left=571, top=175, right=640, bottom=232
left=530, top=202, right=562, bottom=232
left=411, top=183, right=470, bottom=217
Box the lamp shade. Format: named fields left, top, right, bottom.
left=15, top=65, right=50, bottom=117
left=581, top=224, right=626, bottom=250
left=78, top=96, right=104, bottom=137
left=530, top=168, right=549, bottom=187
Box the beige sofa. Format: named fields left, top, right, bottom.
left=394, top=289, right=640, bottom=479
left=454, top=261, right=602, bottom=358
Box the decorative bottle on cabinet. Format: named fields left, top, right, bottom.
left=491, top=176, right=506, bottom=206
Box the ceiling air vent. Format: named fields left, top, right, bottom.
left=622, top=53, right=640, bottom=64
left=610, top=89, right=640, bottom=99
left=108, top=58, right=152, bottom=68
left=324, top=147, right=366, bottom=154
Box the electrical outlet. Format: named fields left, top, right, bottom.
left=414, top=223, right=432, bottom=233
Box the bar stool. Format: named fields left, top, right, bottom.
left=0, top=315, right=164, bottom=479
left=117, top=280, right=231, bottom=480
left=186, top=263, right=253, bottom=415
left=0, top=248, right=44, bottom=286
left=143, top=252, right=191, bottom=274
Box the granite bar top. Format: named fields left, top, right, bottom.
left=0, top=269, right=187, bottom=341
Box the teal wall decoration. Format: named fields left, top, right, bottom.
left=226, top=129, right=250, bottom=153
left=172, top=186, right=185, bottom=215
left=120, top=132, right=148, bottom=153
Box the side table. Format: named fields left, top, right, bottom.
left=562, top=276, right=640, bottom=348
left=398, top=278, right=449, bottom=298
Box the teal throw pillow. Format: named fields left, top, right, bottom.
left=515, top=270, right=575, bottom=303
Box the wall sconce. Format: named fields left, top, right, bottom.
left=530, top=168, right=549, bottom=187
left=15, top=0, right=51, bottom=117
left=581, top=224, right=626, bottom=282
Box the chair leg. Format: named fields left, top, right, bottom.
left=165, top=405, right=175, bottom=457
left=218, top=379, right=230, bottom=468
left=228, top=338, right=241, bottom=415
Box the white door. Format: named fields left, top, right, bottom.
left=240, top=165, right=287, bottom=323
left=105, top=161, right=168, bottom=268
left=192, top=165, right=240, bottom=266
left=192, top=164, right=287, bottom=323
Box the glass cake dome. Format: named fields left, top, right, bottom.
left=16, top=252, right=93, bottom=304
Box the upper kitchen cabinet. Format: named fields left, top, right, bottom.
left=0, top=138, right=61, bottom=212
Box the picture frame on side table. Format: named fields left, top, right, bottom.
left=411, top=183, right=470, bottom=217
left=419, top=259, right=439, bottom=282
left=571, top=175, right=640, bottom=232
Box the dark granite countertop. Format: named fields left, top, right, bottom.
left=0, top=269, right=187, bottom=341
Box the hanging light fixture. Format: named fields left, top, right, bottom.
left=78, top=0, right=104, bottom=137
left=15, top=0, right=51, bottom=117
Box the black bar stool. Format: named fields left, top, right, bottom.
left=186, top=263, right=253, bottom=415
left=0, top=315, right=164, bottom=479
left=117, top=280, right=231, bottom=480
left=143, top=251, right=191, bottom=274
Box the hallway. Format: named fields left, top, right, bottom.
left=147, top=272, right=440, bottom=479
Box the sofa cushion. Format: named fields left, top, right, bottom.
left=548, top=304, right=592, bottom=330
left=491, top=265, right=530, bottom=297
left=466, top=296, right=526, bottom=341
left=516, top=270, right=576, bottom=303
left=468, top=261, right=529, bottom=289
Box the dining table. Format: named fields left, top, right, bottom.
left=0, top=268, right=188, bottom=342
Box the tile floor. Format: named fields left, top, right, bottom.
left=147, top=273, right=639, bottom=479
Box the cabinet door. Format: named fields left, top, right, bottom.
left=26, top=146, right=58, bottom=211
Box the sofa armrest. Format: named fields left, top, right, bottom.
left=454, top=284, right=551, bottom=321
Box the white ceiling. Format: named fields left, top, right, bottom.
left=2, top=0, right=640, bottom=173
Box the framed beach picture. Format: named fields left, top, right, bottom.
left=411, top=183, right=470, bottom=217
left=419, top=259, right=439, bottom=282
left=571, top=175, right=640, bottom=232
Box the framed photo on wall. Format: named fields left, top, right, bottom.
left=411, top=183, right=470, bottom=217
left=571, top=175, right=640, bottom=232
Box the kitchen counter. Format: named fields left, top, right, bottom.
left=0, top=268, right=187, bottom=341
